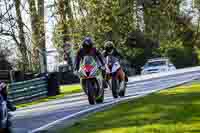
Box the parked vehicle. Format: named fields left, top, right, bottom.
left=79, top=56, right=104, bottom=105
left=105, top=55, right=127, bottom=98
left=141, top=58, right=176, bottom=75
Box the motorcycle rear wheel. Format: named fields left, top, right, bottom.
left=95, top=78, right=104, bottom=104
left=96, top=88, right=104, bottom=103
left=119, top=81, right=126, bottom=97
left=119, top=90, right=125, bottom=97
left=111, top=79, right=118, bottom=98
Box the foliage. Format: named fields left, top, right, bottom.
left=194, top=0, right=200, bottom=9
left=0, top=0, right=200, bottom=72
left=158, top=40, right=199, bottom=68
left=54, top=0, right=135, bottom=48
left=143, top=0, right=181, bottom=41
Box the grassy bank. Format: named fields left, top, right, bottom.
left=17, top=84, right=81, bottom=108
left=57, top=84, right=200, bottom=133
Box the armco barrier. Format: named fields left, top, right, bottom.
left=0, top=70, right=12, bottom=83
left=7, top=76, right=48, bottom=104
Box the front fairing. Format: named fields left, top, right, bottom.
left=111, top=62, right=120, bottom=73
left=79, top=56, right=100, bottom=79
left=106, top=56, right=120, bottom=74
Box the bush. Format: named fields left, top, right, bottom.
left=160, top=41, right=199, bottom=68
left=166, top=47, right=186, bottom=68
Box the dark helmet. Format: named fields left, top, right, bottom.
left=82, top=37, right=93, bottom=49
left=104, top=41, right=114, bottom=52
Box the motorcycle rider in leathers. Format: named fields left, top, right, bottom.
left=102, top=41, right=128, bottom=83
left=74, top=37, right=105, bottom=93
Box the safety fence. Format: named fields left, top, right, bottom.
left=7, top=76, right=48, bottom=104
left=0, top=70, right=12, bottom=83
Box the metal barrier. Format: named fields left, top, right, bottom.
left=7, top=76, right=48, bottom=104
left=0, top=70, right=13, bottom=83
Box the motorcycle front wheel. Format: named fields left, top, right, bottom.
left=86, top=79, right=96, bottom=105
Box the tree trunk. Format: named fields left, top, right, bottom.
left=15, top=0, right=30, bottom=72
left=58, top=0, right=73, bottom=69
left=28, top=0, right=40, bottom=71
left=58, top=0, right=70, bottom=42
left=28, top=0, right=46, bottom=73
left=38, top=0, right=47, bottom=73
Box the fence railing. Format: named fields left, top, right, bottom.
left=0, top=70, right=13, bottom=83
left=7, top=76, right=48, bottom=104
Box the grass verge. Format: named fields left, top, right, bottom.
left=57, top=84, right=200, bottom=133
left=17, top=84, right=81, bottom=108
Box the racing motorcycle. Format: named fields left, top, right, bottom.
left=79, top=56, right=104, bottom=105
left=0, top=94, right=12, bottom=133
left=105, top=55, right=127, bottom=98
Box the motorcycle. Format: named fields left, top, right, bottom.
left=79, top=56, right=104, bottom=105
left=105, top=55, right=127, bottom=98
left=0, top=94, right=12, bottom=133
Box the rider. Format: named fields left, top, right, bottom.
left=74, top=37, right=105, bottom=71
left=102, top=41, right=122, bottom=59
left=74, top=37, right=105, bottom=92
left=0, top=81, right=16, bottom=111
left=102, top=41, right=128, bottom=82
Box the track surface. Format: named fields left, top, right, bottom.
left=11, top=68, right=200, bottom=133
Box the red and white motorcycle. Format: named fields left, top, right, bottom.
left=105, top=55, right=127, bottom=98
left=78, top=56, right=104, bottom=105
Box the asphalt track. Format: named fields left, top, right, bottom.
left=11, top=67, right=200, bottom=133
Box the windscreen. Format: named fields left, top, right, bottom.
left=106, top=56, right=119, bottom=64
left=81, top=56, right=96, bottom=66
left=146, top=61, right=166, bottom=67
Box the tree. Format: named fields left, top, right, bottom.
left=143, top=0, right=182, bottom=41
left=194, top=0, right=200, bottom=9
left=15, top=0, right=29, bottom=72
left=28, top=0, right=46, bottom=72
left=50, top=0, right=200, bottom=71
left=0, top=0, right=32, bottom=72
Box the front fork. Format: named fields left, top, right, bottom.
left=81, top=78, right=103, bottom=97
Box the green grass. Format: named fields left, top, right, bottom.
left=60, top=84, right=81, bottom=94
left=17, top=84, right=81, bottom=108
left=57, top=84, right=200, bottom=133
